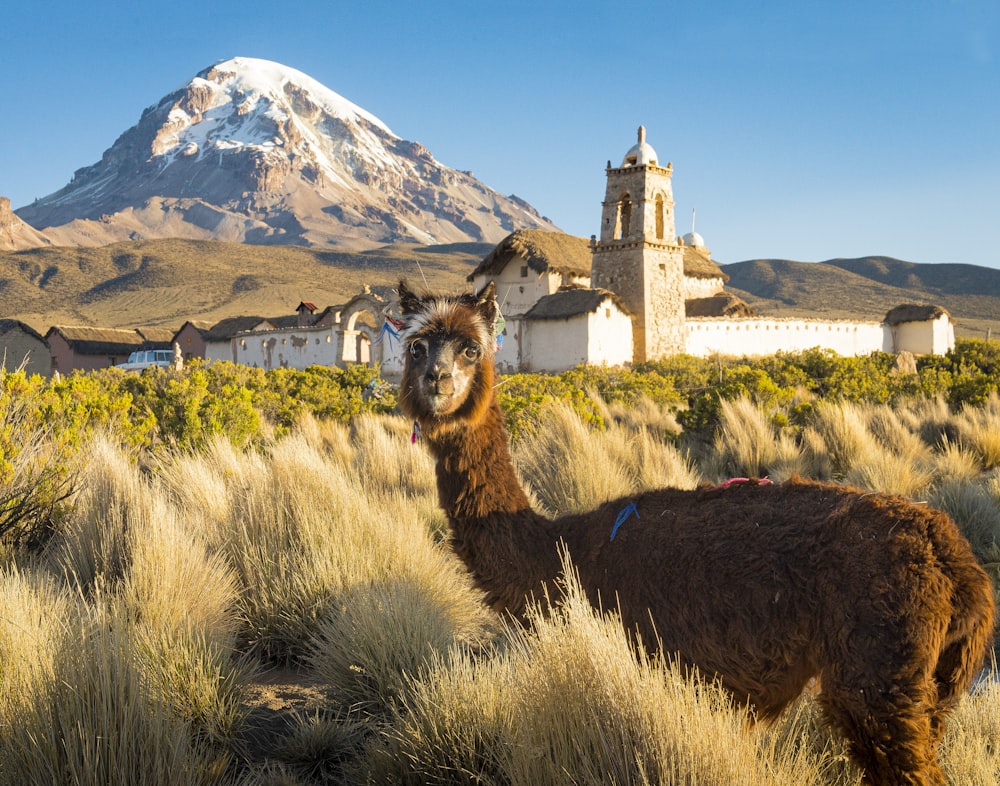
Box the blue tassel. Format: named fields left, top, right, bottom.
left=610, top=501, right=639, bottom=541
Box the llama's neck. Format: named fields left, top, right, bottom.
left=424, top=398, right=530, bottom=520
left=423, top=397, right=560, bottom=618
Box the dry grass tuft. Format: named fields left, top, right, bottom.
left=711, top=396, right=804, bottom=482
left=372, top=557, right=862, bottom=785
left=0, top=604, right=214, bottom=786
left=514, top=401, right=698, bottom=517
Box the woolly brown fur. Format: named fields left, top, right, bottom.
left=397, top=280, right=997, bottom=786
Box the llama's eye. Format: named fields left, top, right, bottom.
left=463, top=345, right=481, bottom=361
left=409, top=340, right=426, bottom=358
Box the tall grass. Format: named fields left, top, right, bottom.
left=712, top=395, right=803, bottom=481
left=513, top=400, right=698, bottom=516
left=0, top=384, right=997, bottom=784
left=370, top=559, right=863, bottom=786
left=0, top=598, right=218, bottom=786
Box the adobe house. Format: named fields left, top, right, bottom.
left=886, top=305, right=955, bottom=356
left=176, top=317, right=277, bottom=363
left=468, top=231, right=593, bottom=317
left=45, top=326, right=171, bottom=374
left=517, top=288, right=633, bottom=373
left=172, top=320, right=213, bottom=361
left=230, top=286, right=403, bottom=374
left=0, top=319, right=51, bottom=376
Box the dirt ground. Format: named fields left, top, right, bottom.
left=235, top=667, right=335, bottom=766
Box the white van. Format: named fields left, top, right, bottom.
left=119, top=348, right=174, bottom=371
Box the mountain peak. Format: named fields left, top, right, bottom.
left=16, top=58, right=556, bottom=249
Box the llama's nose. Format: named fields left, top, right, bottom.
left=426, top=365, right=452, bottom=383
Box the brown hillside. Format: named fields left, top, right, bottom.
left=0, top=239, right=484, bottom=331
left=722, top=257, right=1000, bottom=339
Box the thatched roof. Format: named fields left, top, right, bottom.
left=884, top=304, right=951, bottom=326
left=45, top=326, right=147, bottom=356
left=203, top=316, right=271, bottom=342
left=524, top=288, right=631, bottom=320
left=0, top=319, right=46, bottom=344
left=136, top=326, right=175, bottom=345
left=469, top=230, right=592, bottom=281
left=685, top=294, right=756, bottom=318
left=682, top=245, right=728, bottom=281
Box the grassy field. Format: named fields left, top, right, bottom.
left=0, top=374, right=998, bottom=784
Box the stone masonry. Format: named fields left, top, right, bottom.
left=590, top=127, right=686, bottom=362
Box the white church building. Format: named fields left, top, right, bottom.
left=468, top=127, right=954, bottom=374
left=219, top=127, right=953, bottom=378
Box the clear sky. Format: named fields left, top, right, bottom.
left=2, top=1, right=998, bottom=268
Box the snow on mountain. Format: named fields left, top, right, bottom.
left=16, top=57, right=557, bottom=248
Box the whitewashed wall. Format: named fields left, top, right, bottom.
left=891, top=315, right=955, bottom=356
left=472, top=268, right=592, bottom=317
left=205, top=341, right=236, bottom=363
left=587, top=306, right=634, bottom=368
left=516, top=304, right=633, bottom=373
left=685, top=318, right=890, bottom=357
left=684, top=276, right=726, bottom=299
left=235, top=326, right=339, bottom=370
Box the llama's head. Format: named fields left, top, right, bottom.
left=397, top=279, right=500, bottom=432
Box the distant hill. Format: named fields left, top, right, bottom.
left=5, top=242, right=1000, bottom=342
left=0, top=238, right=484, bottom=331
left=722, top=257, right=1000, bottom=339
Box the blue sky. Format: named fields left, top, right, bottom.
left=2, top=1, right=998, bottom=268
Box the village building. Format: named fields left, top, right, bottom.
left=466, top=127, right=954, bottom=373
left=44, top=326, right=175, bottom=374
left=0, top=319, right=50, bottom=376
left=225, top=286, right=405, bottom=374
left=174, top=317, right=278, bottom=363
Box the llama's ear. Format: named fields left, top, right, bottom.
left=398, top=280, right=423, bottom=316
left=475, top=280, right=499, bottom=330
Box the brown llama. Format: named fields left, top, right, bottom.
left=396, top=280, right=996, bottom=786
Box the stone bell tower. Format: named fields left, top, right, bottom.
left=591, top=126, right=686, bottom=362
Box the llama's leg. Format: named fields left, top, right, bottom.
left=818, top=671, right=944, bottom=786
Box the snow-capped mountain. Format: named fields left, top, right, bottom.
left=16, top=57, right=556, bottom=248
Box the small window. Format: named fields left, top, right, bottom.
left=520, top=265, right=528, bottom=278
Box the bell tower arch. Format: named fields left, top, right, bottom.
left=591, top=126, right=685, bottom=361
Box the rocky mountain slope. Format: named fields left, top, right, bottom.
left=14, top=57, right=555, bottom=249
left=0, top=197, right=52, bottom=251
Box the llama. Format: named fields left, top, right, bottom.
left=396, top=280, right=996, bottom=786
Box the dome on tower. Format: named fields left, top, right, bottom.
left=622, top=125, right=659, bottom=167
left=682, top=231, right=706, bottom=248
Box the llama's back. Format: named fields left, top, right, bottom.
left=557, top=477, right=995, bottom=714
